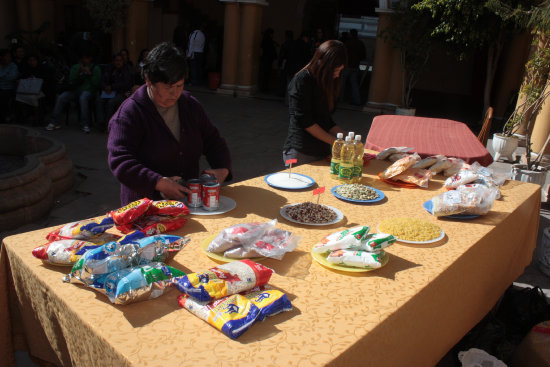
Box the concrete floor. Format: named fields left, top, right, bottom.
left=3, top=86, right=550, bottom=367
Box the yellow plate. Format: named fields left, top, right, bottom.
left=310, top=249, right=389, bottom=273
left=201, top=234, right=265, bottom=263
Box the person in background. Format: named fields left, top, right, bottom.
left=45, top=51, right=101, bottom=133
left=277, top=30, right=294, bottom=97
left=16, top=54, right=49, bottom=125
left=186, top=23, right=206, bottom=85
left=259, top=28, right=278, bottom=92
left=96, top=53, right=133, bottom=132
left=282, top=40, right=347, bottom=165
left=107, top=42, right=232, bottom=205
left=119, top=48, right=133, bottom=67
left=0, top=48, right=19, bottom=123
left=133, top=48, right=150, bottom=89
left=340, top=29, right=366, bottom=106
left=12, top=45, right=25, bottom=71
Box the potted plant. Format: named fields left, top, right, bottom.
left=381, top=1, right=434, bottom=115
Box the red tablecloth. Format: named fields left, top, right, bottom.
left=365, top=115, right=494, bottom=166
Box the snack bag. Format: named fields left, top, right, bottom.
left=174, top=259, right=273, bottom=302
left=326, top=250, right=386, bottom=269
left=456, top=184, right=499, bottom=215
left=117, top=215, right=188, bottom=235
left=376, top=146, right=413, bottom=160
left=242, top=286, right=293, bottom=321
left=207, top=220, right=277, bottom=253
left=46, top=216, right=115, bottom=241
left=444, top=169, right=479, bottom=189
left=312, top=226, right=370, bottom=253
left=443, top=158, right=466, bottom=177
left=145, top=200, right=190, bottom=217
left=430, top=190, right=479, bottom=217
left=428, top=157, right=452, bottom=174
left=380, top=153, right=420, bottom=179
left=388, top=152, right=409, bottom=162
left=413, top=155, right=443, bottom=169
left=33, top=239, right=105, bottom=266
left=224, top=228, right=300, bottom=260
left=178, top=293, right=260, bottom=339
left=108, top=198, right=153, bottom=225
left=392, top=168, right=433, bottom=188
left=348, top=233, right=396, bottom=252
left=104, top=262, right=185, bottom=305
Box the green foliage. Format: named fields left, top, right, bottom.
left=84, top=0, right=133, bottom=34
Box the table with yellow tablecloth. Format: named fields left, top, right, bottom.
left=0, top=158, right=541, bottom=367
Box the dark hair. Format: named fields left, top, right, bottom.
left=0, top=49, right=10, bottom=58
left=303, top=40, right=347, bottom=112
left=142, top=42, right=187, bottom=84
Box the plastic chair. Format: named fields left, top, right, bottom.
left=477, top=107, right=493, bottom=147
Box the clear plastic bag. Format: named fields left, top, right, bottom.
left=376, top=146, right=413, bottom=160
left=207, top=219, right=277, bottom=253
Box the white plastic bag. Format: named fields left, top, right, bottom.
left=458, top=348, right=507, bottom=367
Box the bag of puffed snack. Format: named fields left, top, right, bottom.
left=174, top=259, right=273, bottom=302
left=108, top=198, right=153, bottom=225
left=444, top=169, right=479, bottom=189
left=380, top=153, right=421, bottom=179
left=443, top=157, right=466, bottom=176
left=388, top=152, right=409, bottom=162
left=224, top=228, right=300, bottom=260
left=456, top=184, right=499, bottom=215
left=392, top=168, right=433, bottom=188
left=46, top=216, right=115, bottom=241
left=376, top=146, right=413, bottom=160
left=429, top=190, right=480, bottom=217
left=104, top=262, right=185, bottom=305
left=242, top=286, right=293, bottom=322
left=312, top=226, right=370, bottom=253
left=428, top=157, right=452, bottom=174
left=177, top=293, right=260, bottom=339
left=145, top=200, right=190, bottom=217
left=348, top=233, right=396, bottom=252
left=326, top=249, right=386, bottom=269
left=117, top=215, right=188, bottom=235
left=32, top=234, right=119, bottom=266
left=207, top=219, right=277, bottom=253
left=413, top=155, right=444, bottom=169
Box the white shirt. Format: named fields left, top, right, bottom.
left=186, top=30, right=205, bottom=58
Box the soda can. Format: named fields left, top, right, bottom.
left=186, top=179, right=202, bottom=208
left=199, top=173, right=217, bottom=182
left=202, top=182, right=220, bottom=211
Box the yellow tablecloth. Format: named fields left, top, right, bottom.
left=0, top=158, right=541, bottom=367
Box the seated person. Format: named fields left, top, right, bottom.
left=0, top=49, right=19, bottom=123
left=95, top=53, right=133, bottom=131
left=46, top=52, right=101, bottom=133
left=107, top=42, right=232, bottom=205
left=15, top=54, right=48, bottom=124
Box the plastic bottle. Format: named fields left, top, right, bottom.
left=330, top=133, right=345, bottom=179
left=348, top=131, right=355, bottom=140
left=353, top=135, right=364, bottom=183
left=338, top=136, right=354, bottom=182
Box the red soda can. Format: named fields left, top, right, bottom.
left=202, top=182, right=220, bottom=211
left=186, top=179, right=202, bottom=207
left=199, top=173, right=217, bottom=182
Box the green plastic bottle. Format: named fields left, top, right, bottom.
left=330, top=133, right=345, bottom=179
left=338, top=136, right=354, bottom=182
left=353, top=135, right=364, bottom=183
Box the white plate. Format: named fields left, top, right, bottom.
left=187, top=196, right=236, bottom=216
left=280, top=203, right=344, bottom=226
left=376, top=224, right=445, bottom=244
left=264, top=172, right=315, bottom=189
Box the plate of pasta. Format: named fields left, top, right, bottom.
left=377, top=217, right=444, bottom=244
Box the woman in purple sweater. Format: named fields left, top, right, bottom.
left=107, top=43, right=232, bottom=205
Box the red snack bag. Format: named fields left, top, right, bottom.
left=117, top=216, right=187, bottom=235
left=145, top=200, right=190, bottom=217
left=108, top=198, right=152, bottom=225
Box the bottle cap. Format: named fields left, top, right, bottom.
left=348, top=132, right=355, bottom=138
left=355, top=135, right=362, bottom=141
left=345, top=136, right=351, bottom=142
left=337, top=133, right=343, bottom=139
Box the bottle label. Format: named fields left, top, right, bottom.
left=330, top=160, right=341, bottom=175
left=339, top=164, right=353, bottom=181
left=353, top=164, right=362, bottom=178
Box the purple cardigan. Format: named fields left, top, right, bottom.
left=107, top=85, right=232, bottom=205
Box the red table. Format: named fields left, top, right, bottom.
left=365, top=115, right=493, bottom=166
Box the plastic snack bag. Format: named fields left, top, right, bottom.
left=444, top=169, right=479, bottom=189
left=33, top=239, right=108, bottom=266
left=174, top=259, right=274, bottom=302
left=46, top=216, right=115, bottom=241
left=326, top=250, right=386, bottom=269
left=117, top=215, right=188, bottom=235
left=388, top=152, right=409, bottom=162
left=376, top=146, right=413, bottom=160
left=177, top=293, right=260, bottom=339
left=430, top=190, right=479, bottom=217
left=104, top=262, right=185, bottom=305
left=413, top=155, right=444, bottom=169
left=108, top=198, right=153, bottom=225
left=443, top=157, right=467, bottom=177
left=207, top=219, right=277, bottom=253
left=224, top=228, right=300, bottom=260
left=242, top=286, right=293, bottom=321
left=428, top=157, right=452, bottom=174
left=380, top=153, right=420, bottom=179
left=392, top=168, right=433, bottom=188
left=312, top=226, right=370, bottom=253
left=456, top=184, right=499, bottom=215
left=145, top=200, right=190, bottom=217
left=348, top=233, right=396, bottom=252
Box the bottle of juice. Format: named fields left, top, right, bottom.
left=330, top=133, right=345, bottom=179
left=338, top=136, right=354, bottom=182
left=353, top=135, right=364, bottom=183
left=348, top=131, right=355, bottom=141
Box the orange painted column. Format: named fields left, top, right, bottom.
left=125, top=0, right=149, bottom=64
left=236, top=2, right=263, bottom=96
left=218, top=1, right=240, bottom=95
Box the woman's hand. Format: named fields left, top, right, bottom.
left=155, top=176, right=190, bottom=200
left=203, top=168, right=229, bottom=184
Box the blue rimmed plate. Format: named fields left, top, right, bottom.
left=423, top=200, right=480, bottom=220
left=331, top=185, right=385, bottom=203
left=264, top=172, right=315, bottom=190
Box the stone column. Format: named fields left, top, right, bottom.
left=218, top=1, right=240, bottom=95
left=529, top=75, right=550, bottom=154
left=125, top=0, right=149, bottom=63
